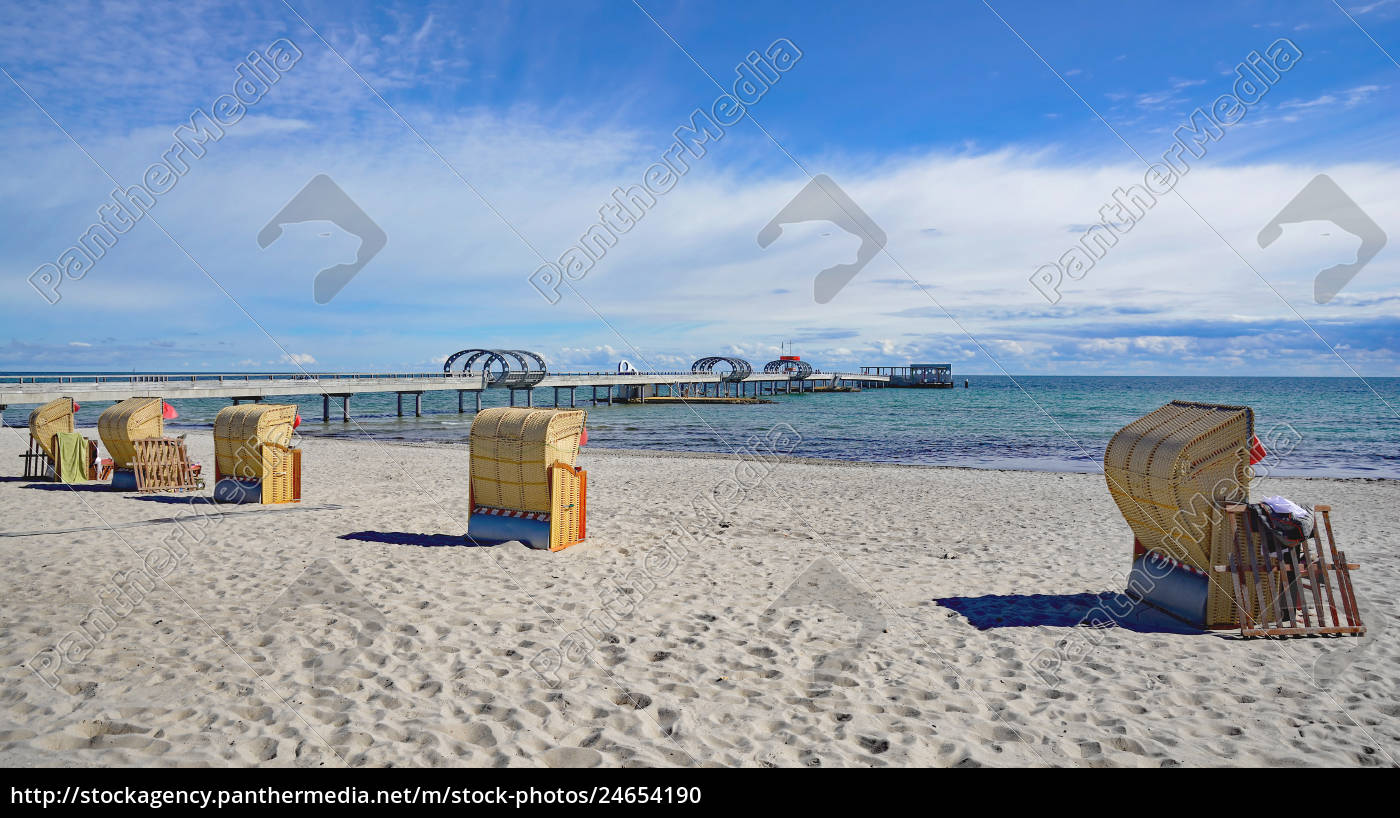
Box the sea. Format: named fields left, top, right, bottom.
left=4, top=374, right=1398, bottom=478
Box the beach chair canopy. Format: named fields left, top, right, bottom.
left=28, top=397, right=75, bottom=462
left=469, top=407, right=585, bottom=514
left=98, top=397, right=164, bottom=469
left=213, top=404, right=297, bottom=481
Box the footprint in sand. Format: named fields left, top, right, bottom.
left=613, top=691, right=652, bottom=710
left=542, top=746, right=602, bottom=767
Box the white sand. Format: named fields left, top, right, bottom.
left=0, top=428, right=1394, bottom=767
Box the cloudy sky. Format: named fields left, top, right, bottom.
left=1, top=0, right=1397, bottom=376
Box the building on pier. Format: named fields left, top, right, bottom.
left=859, top=363, right=954, bottom=388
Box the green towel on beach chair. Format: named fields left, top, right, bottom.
left=56, top=431, right=88, bottom=483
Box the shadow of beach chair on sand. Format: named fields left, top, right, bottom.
left=936, top=593, right=1205, bottom=635
left=338, top=531, right=492, bottom=548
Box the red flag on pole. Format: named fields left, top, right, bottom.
left=1249, top=435, right=1267, bottom=465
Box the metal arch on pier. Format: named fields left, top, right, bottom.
left=691, top=356, right=752, bottom=382
left=762, top=358, right=814, bottom=380
left=443, top=348, right=547, bottom=388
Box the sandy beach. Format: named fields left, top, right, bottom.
left=0, top=429, right=1394, bottom=768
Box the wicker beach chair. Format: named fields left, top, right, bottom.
left=131, top=438, right=204, bottom=493
left=28, top=397, right=73, bottom=463
left=1106, top=401, right=1363, bottom=636
left=467, top=407, right=587, bottom=551
left=98, top=397, right=163, bottom=489
left=22, top=397, right=74, bottom=479
left=211, top=404, right=301, bottom=504
left=25, top=397, right=99, bottom=482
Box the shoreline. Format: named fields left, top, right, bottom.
left=332, top=436, right=1400, bottom=482
left=19, top=423, right=1394, bottom=481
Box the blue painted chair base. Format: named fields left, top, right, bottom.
left=466, top=512, right=551, bottom=550
left=1127, top=552, right=1208, bottom=627
left=214, top=478, right=262, bottom=504
left=110, top=468, right=137, bottom=491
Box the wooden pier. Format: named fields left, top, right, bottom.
left=0, top=368, right=888, bottom=423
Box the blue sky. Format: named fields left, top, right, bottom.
left=1, top=0, right=1397, bottom=376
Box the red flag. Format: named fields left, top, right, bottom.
left=162, top=401, right=179, bottom=420
left=579, top=427, right=588, bottom=446
left=1249, top=435, right=1267, bottom=465
left=293, top=413, right=302, bottom=429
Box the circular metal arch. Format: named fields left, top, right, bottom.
left=443, top=348, right=547, bottom=388
left=691, top=356, right=752, bottom=383
left=763, top=358, right=814, bottom=380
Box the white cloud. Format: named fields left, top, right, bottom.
left=1353, top=0, right=1398, bottom=13
left=2, top=84, right=1396, bottom=375
left=223, top=116, right=314, bottom=138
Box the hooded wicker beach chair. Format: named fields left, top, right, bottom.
left=467, top=407, right=587, bottom=551
left=23, top=397, right=95, bottom=481
left=211, top=404, right=301, bottom=504
left=98, top=397, right=164, bottom=489
left=23, top=397, right=71, bottom=479
left=1107, top=401, right=1364, bottom=636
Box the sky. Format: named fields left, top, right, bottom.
left=1, top=0, right=1398, bottom=377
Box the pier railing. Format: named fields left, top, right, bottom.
left=1, top=369, right=851, bottom=385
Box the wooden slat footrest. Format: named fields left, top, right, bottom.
left=1222, top=505, right=1365, bottom=639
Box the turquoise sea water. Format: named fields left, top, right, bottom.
left=4, top=375, right=1398, bottom=478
